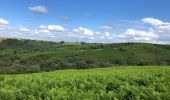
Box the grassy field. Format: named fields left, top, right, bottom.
left=0, top=66, right=170, bottom=100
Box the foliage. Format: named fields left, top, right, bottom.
left=60, top=41, right=65, bottom=44
left=0, top=66, right=169, bottom=99
left=1, top=39, right=170, bottom=74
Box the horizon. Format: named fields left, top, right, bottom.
left=2, top=36, right=170, bottom=46
left=0, top=0, right=170, bottom=44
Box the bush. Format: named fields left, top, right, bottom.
left=80, top=42, right=86, bottom=45
left=58, top=61, right=72, bottom=69
left=74, top=61, right=88, bottom=69
left=118, top=47, right=127, bottom=51
left=112, top=58, right=126, bottom=65
left=98, top=62, right=112, bottom=67
left=60, top=41, right=65, bottom=44
left=85, top=59, right=95, bottom=64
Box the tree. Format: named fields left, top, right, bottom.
left=60, top=41, right=65, bottom=44
left=75, top=61, right=88, bottom=69
left=86, top=59, right=95, bottom=64
left=81, top=42, right=86, bottom=45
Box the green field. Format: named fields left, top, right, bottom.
left=0, top=66, right=170, bottom=100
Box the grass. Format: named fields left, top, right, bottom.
left=0, top=66, right=170, bottom=100
left=21, top=43, right=170, bottom=62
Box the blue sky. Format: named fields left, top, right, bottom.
left=0, top=0, right=170, bottom=43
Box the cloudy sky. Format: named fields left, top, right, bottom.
left=0, top=0, right=170, bottom=44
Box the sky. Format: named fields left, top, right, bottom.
left=0, top=0, right=170, bottom=44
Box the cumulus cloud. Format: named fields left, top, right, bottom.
left=99, top=25, right=113, bottom=31
left=0, top=18, right=9, bottom=34
left=47, top=25, right=65, bottom=31
left=39, top=25, right=46, bottom=30
left=29, top=6, right=48, bottom=14
left=0, top=18, right=9, bottom=25
left=37, top=29, right=50, bottom=33
left=74, top=27, right=93, bottom=36
left=142, top=17, right=165, bottom=26
left=37, top=25, right=65, bottom=34
left=142, top=18, right=170, bottom=31
left=105, top=32, right=110, bottom=37
left=142, top=17, right=170, bottom=43
left=2, top=17, right=170, bottom=44
left=119, top=28, right=158, bottom=41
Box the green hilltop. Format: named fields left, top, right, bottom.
left=0, top=38, right=170, bottom=74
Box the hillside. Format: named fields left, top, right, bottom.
left=0, top=38, right=170, bottom=74
left=0, top=37, right=7, bottom=42
left=0, top=66, right=170, bottom=99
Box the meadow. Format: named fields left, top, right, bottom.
left=0, top=66, right=170, bottom=100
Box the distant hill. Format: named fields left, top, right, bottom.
left=0, top=38, right=170, bottom=74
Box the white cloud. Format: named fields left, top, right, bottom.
left=36, top=25, right=65, bottom=34
left=47, top=25, right=65, bottom=31
left=37, top=29, right=50, bottom=34
left=119, top=28, right=158, bottom=41
left=34, top=25, right=50, bottom=34
left=39, top=25, right=46, bottom=29
left=142, top=17, right=170, bottom=43
left=29, top=6, right=48, bottom=14
left=2, top=17, right=170, bottom=44
left=0, top=26, right=8, bottom=33
left=142, top=17, right=169, bottom=26
left=158, top=25, right=170, bottom=31
left=143, top=18, right=170, bottom=31
left=19, top=27, right=31, bottom=33
left=74, top=27, right=93, bottom=36
left=0, top=18, right=9, bottom=25
left=142, top=17, right=170, bottom=31
left=99, top=25, right=113, bottom=30
left=0, top=19, right=9, bottom=34
left=105, top=32, right=110, bottom=37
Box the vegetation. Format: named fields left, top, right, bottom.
left=1, top=38, right=170, bottom=74
left=0, top=66, right=169, bottom=100
left=0, top=38, right=170, bottom=99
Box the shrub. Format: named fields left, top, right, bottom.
left=112, top=58, right=126, bottom=65
left=118, top=47, right=127, bottom=51
left=85, top=59, right=95, bottom=64
left=80, top=42, right=86, bottom=45
left=60, top=41, right=65, bottom=44
left=74, top=61, right=88, bottom=69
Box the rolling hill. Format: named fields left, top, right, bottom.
left=0, top=38, right=170, bottom=74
